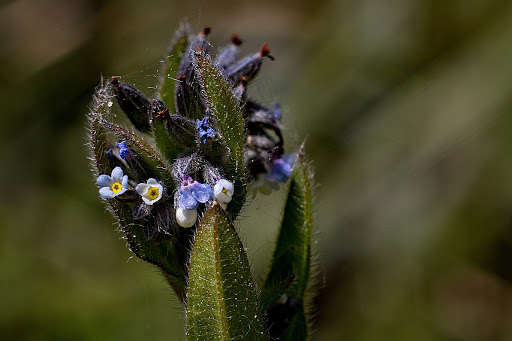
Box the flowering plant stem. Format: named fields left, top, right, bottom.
left=88, top=20, right=316, bottom=340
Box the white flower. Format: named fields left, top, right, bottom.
left=135, top=178, right=163, bottom=205
left=176, top=208, right=197, bottom=228
left=97, top=167, right=128, bottom=198
left=213, top=179, right=234, bottom=206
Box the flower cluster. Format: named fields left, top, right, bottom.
left=91, top=24, right=293, bottom=239
left=97, top=157, right=234, bottom=228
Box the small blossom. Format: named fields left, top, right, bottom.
left=176, top=208, right=198, bottom=228
left=136, top=178, right=164, bottom=205
left=214, top=179, right=234, bottom=206
left=196, top=117, right=217, bottom=143
left=179, top=174, right=213, bottom=210
left=268, top=154, right=296, bottom=183
left=115, top=141, right=131, bottom=159
left=97, top=166, right=128, bottom=198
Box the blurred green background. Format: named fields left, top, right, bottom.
left=2, top=0, right=512, bottom=340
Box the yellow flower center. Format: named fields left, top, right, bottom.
left=147, top=187, right=159, bottom=200
left=111, top=182, right=122, bottom=193
left=221, top=188, right=228, bottom=193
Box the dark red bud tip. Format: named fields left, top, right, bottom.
left=178, top=73, right=186, bottom=81
left=260, top=43, right=275, bottom=60
left=231, top=34, right=243, bottom=46
left=110, top=77, right=120, bottom=86
left=240, top=76, right=248, bottom=87
left=202, top=26, right=212, bottom=36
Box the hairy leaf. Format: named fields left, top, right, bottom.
left=186, top=204, right=265, bottom=340
left=262, top=150, right=315, bottom=340
left=89, top=114, right=192, bottom=299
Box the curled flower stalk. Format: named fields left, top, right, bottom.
left=87, top=20, right=316, bottom=341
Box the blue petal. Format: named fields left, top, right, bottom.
left=190, top=182, right=213, bottom=203
left=269, top=158, right=293, bottom=183
left=111, top=167, right=124, bottom=182
left=121, top=175, right=128, bottom=189
left=97, top=174, right=114, bottom=187
left=99, top=187, right=115, bottom=198
left=179, top=188, right=199, bottom=210
left=196, top=117, right=217, bottom=143
left=116, top=141, right=130, bottom=159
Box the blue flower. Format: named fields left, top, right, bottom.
left=196, top=117, right=217, bottom=143
left=115, top=141, right=131, bottom=159
left=179, top=174, right=214, bottom=210
left=268, top=154, right=295, bottom=183
left=97, top=166, right=128, bottom=198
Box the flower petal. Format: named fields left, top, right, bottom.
left=144, top=184, right=163, bottom=205
left=121, top=175, right=128, bottom=189
left=141, top=196, right=153, bottom=205
left=269, top=158, right=292, bottom=183
left=214, top=180, right=233, bottom=203
left=97, top=174, right=114, bottom=187
left=190, top=182, right=213, bottom=203
left=111, top=166, right=124, bottom=182
left=214, top=179, right=234, bottom=195
left=180, top=188, right=199, bottom=210
left=147, top=178, right=158, bottom=185
left=135, top=183, right=151, bottom=196
left=176, top=208, right=198, bottom=228
left=99, top=187, right=116, bottom=198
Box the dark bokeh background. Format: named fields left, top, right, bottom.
left=3, top=0, right=512, bottom=340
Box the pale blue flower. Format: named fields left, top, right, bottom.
left=97, top=167, right=128, bottom=198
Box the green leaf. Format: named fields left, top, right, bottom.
left=158, top=23, right=189, bottom=112
left=193, top=52, right=247, bottom=218
left=262, top=150, right=315, bottom=340
left=88, top=114, right=192, bottom=299
left=186, top=204, right=265, bottom=341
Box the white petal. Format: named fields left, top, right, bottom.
left=97, top=174, right=114, bottom=187
left=154, top=183, right=163, bottom=202
left=111, top=167, right=124, bottom=182
left=214, top=179, right=234, bottom=195
left=147, top=178, right=158, bottom=185
left=219, top=201, right=228, bottom=210
left=176, top=208, right=197, bottom=228
left=136, top=183, right=150, bottom=195
left=121, top=175, right=128, bottom=189
left=215, top=191, right=232, bottom=203
left=99, top=187, right=115, bottom=198
left=141, top=196, right=153, bottom=205
left=214, top=180, right=233, bottom=203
